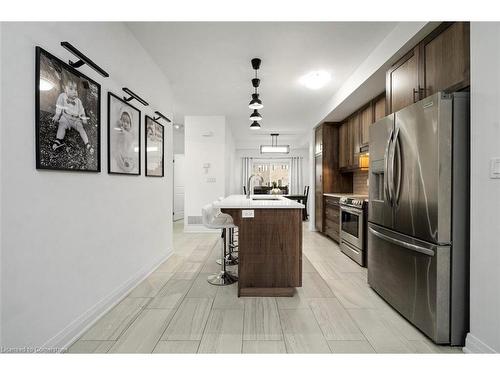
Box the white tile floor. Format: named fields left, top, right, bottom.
left=67, top=220, right=463, bottom=354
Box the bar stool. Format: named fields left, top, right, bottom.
left=214, top=199, right=238, bottom=266
left=201, top=203, right=238, bottom=286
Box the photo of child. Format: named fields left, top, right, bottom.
left=36, top=47, right=100, bottom=172
left=108, top=93, right=141, bottom=175
left=52, top=80, right=94, bottom=155
left=145, top=116, right=164, bottom=177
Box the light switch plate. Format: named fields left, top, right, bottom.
left=242, top=210, right=254, bottom=218
left=490, top=158, right=500, bottom=179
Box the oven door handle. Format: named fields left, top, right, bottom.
left=340, top=206, right=362, bottom=216
left=368, top=227, right=435, bottom=256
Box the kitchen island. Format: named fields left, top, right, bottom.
left=214, top=195, right=304, bottom=297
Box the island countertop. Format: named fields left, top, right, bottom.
left=214, top=194, right=304, bottom=209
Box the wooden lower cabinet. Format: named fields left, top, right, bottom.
left=222, top=208, right=302, bottom=297
left=323, top=195, right=340, bottom=243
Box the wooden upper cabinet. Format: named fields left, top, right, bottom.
left=350, top=113, right=360, bottom=168
left=386, top=22, right=470, bottom=115
left=386, top=47, right=419, bottom=114
left=373, top=94, right=386, bottom=122
left=338, top=122, right=349, bottom=169
left=359, top=105, right=372, bottom=147
left=420, top=22, right=470, bottom=96
left=314, top=125, right=323, bottom=155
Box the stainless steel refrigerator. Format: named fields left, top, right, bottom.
left=368, top=92, right=469, bottom=345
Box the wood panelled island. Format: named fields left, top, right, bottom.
left=214, top=195, right=304, bottom=297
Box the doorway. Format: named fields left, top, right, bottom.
left=173, top=153, right=185, bottom=221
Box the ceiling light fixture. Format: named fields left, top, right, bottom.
left=260, top=133, right=290, bottom=154
left=249, top=109, right=262, bottom=122
left=249, top=93, right=263, bottom=110
left=250, top=121, right=261, bottom=130
left=299, top=70, right=331, bottom=90
left=249, top=58, right=264, bottom=128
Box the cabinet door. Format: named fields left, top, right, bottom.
left=420, top=22, right=470, bottom=97
left=314, top=155, right=323, bottom=231
left=359, top=105, right=372, bottom=146
left=338, top=122, right=349, bottom=169
left=348, top=114, right=360, bottom=168
left=386, top=47, right=419, bottom=114
left=315, top=125, right=323, bottom=155
left=373, top=94, right=386, bottom=122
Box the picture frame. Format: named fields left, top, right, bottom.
left=107, top=92, right=141, bottom=175
left=145, top=116, right=165, bottom=177
left=35, top=46, right=101, bottom=172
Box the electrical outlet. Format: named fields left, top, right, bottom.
left=242, top=210, right=254, bottom=218
left=206, top=177, right=216, bottom=183
left=490, top=158, right=500, bottom=179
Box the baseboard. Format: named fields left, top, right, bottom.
left=464, top=333, right=497, bottom=353
left=41, top=250, right=173, bottom=352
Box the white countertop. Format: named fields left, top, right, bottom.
left=213, top=195, right=304, bottom=209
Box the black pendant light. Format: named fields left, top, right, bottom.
left=250, top=109, right=262, bottom=121
left=249, top=58, right=263, bottom=128
left=250, top=121, right=261, bottom=130
left=249, top=93, right=263, bottom=109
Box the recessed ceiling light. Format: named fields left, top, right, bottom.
left=299, top=70, right=331, bottom=90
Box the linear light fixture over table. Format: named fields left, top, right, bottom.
left=260, top=133, right=290, bottom=154
left=122, top=87, right=149, bottom=106
left=60, top=41, right=109, bottom=77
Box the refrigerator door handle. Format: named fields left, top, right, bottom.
left=384, top=128, right=394, bottom=206
left=368, top=226, right=435, bottom=256
left=393, top=128, right=402, bottom=206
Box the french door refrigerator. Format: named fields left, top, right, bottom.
left=368, top=92, right=469, bottom=345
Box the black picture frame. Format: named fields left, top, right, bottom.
left=145, top=116, right=165, bottom=177
left=107, top=92, right=141, bottom=175
left=35, top=46, right=101, bottom=172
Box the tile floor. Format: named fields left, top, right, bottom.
left=68, top=220, right=463, bottom=354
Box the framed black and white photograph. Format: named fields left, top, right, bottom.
left=145, top=116, right=164, bottom=177
left=35, top=46, right=101, bottom=172
left=107, top=92, right=141, bottom=175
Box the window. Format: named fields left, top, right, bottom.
left=252, top=159, right=290, bottom=187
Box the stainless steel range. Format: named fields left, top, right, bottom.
left=339, top=195, right=368, bottom=266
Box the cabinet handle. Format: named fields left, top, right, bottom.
left=413, top=88, right=419, bottom=103
left=413, top=86, right=427, bottom=103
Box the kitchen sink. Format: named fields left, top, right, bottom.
left=251, top=196, right=281, bottom=200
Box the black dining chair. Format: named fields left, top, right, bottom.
left=303, top=185, right=310, bottom=220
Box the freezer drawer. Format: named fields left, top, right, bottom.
left=367, top=223, right=451, bottom=344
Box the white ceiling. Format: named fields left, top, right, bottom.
left=127, top=22, right=397, bottom=148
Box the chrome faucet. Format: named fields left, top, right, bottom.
left=247, top=174, right=264, bottom=199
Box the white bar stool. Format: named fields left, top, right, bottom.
left=201, top=203, right=238, bottom=286
left=214, top=198, right=238, bottom=266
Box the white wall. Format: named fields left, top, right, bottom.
left=0, top=22, right=175, bottom=350
left=0, top=22, right=3, bottom=348
left=465, top=22, right=500, bottom=354
left=225, top=123, right=236, bottom=196
left=173, top=127, right=185, bottom=154
left=184, top=116, right=227, bottom=231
